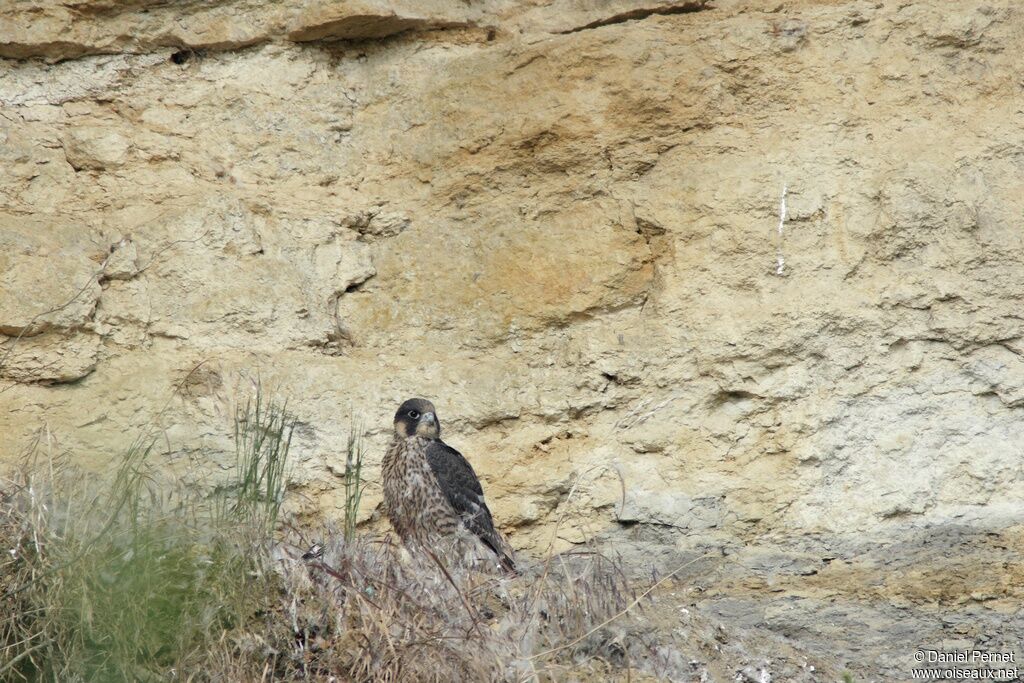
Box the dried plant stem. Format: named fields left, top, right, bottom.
left=528, top=553, right=713, bottom=662
left=0, top=636, right=53, bottom=678
left=424, top=548, right=486, bottom=639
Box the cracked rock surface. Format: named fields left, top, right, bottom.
left=2, top=0, right=1023, bottom=678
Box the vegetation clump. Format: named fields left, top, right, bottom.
left=0, top=395, right=680, bottom=681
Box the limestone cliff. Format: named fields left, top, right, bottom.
left=2, top=1, right=1023, bottom=679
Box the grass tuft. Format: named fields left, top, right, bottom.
left=233, top=389, right=294, bottom=529
left=0, top=391, right=293, bottom=681
left=342, top=417, right=365, bottom=543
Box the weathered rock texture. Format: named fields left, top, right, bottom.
left=2, top=0, right=1023, bottom=678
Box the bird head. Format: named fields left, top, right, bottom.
left=393, top=398, right=440, bottom=439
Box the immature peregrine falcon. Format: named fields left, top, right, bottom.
left=381, top=398, right=516, bottom=573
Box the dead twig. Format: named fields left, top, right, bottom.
left=528, top=553, right=713, bottom=662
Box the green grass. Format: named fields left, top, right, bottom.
left=232, top=390, right=294, bottom=529
left=0, top=392, right=294, bottom=682
left=342, top=417, right=365, bottom=543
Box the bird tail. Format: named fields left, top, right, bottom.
left=482, top=535, right=518, bottom=575
left=498, top=550, right=518, bottom=576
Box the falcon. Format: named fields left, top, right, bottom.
left=381, top=398, right=516, bottom=573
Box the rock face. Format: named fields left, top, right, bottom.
left=2, top=0, right=1023, bottom=678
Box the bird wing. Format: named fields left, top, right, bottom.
left=424, top=439, right=516, bottom=573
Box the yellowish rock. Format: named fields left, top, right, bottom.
left=1, top=2, right=1022, bottom=676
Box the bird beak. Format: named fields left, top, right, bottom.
left=422, top=412, right=436, bottom=425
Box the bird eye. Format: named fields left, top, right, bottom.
left=408, top=410, right=420, bottom=419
